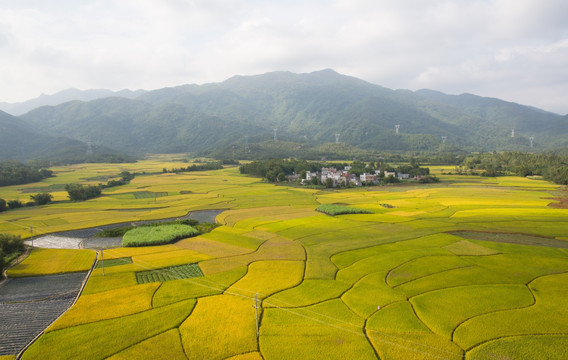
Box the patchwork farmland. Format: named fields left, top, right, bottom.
left=1, top=159, right=567, bottom=359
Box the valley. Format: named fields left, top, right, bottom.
left=1, top=158, right=567, bottom=359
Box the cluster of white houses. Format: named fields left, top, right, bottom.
left=302, top=166, right=414, bottom=187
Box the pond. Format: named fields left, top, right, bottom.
left=25, top=209, right=226, bottom=250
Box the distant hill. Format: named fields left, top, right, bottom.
left=0, top=110, right=134, bottom=163
left=0, top=88, right=146, bottom=116
left=414, top=89, right=567, bottom=147
left=16, top=70, right=568, bottom=156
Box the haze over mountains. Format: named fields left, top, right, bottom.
left=2, top=69, right=567, bottom=161
left=0, top=89, right=146, bottom=117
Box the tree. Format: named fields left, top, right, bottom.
left=0, top=198, right=6, bottom=212
left=325, top=178, right=334, bottom=188
left=7, top=200, right=23, bottom=209
left=65, top=184, right=102, bottom=201
left=0, top=233, right=25, bottom=274
left=30, top=192, right=53, bottom=205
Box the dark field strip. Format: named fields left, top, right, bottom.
left=95, top=257, right=133, bottom=268
left=136, top=263, right=204, bottom=284
left=0, top=272, right=87, bottom=356
left=452, top=231, right=568, bottom=248
left=82, top=237, right=123, bottom=249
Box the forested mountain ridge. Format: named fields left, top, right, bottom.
left=0, top=110, right=134, bottom=163
left=14, top=69, right=568, bottom=156
left=0, top=88, right=146, bottom=116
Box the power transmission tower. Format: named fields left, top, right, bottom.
left=529, top=136, right=535, bottom=147
left=511, top=129, right=515, bottom=138
left=253, top=293, right=260, bottom=339
left=86, top=141, right=93, bottom=156
left=441, top=136, right=447, bottom=143
left=335, top=133, right=340, bottom=143
left=100, top=249, right=105, bottom=276
left=395, top=125, right=400, bottom=134
left=273, top=129, right=278, bottom=141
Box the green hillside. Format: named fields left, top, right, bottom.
left=16, top=70, right=568, bottom=156
left=0, top=110, right=133, bottom=163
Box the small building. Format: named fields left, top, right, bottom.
left=360, top=173, right=377, bottom=183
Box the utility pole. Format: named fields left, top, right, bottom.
left=101, top=249, right=105, bottom=276
left=253, top=293, right=260, bottom=339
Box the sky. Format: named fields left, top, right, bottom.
left=1, top=0, right=567, bottom=114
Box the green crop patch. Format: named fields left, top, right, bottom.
left=315, top=204, right=372, bottom=216
left=95, top=257, right=133, bottom=268
left=136, top=263, right=204, bottom=284
left=122, top=224, right=199, bottom=247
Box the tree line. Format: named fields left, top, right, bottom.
left=0, top=160, right=53, bottom=187
left=459, top=152, right=568, bottom=184
left=162, top=162, right=224, bottom=174
left=0, top=171, right=136, bottom=210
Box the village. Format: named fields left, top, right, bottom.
left=299, top=166, right=421, bottom=187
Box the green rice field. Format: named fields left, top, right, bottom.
left=1, top=157, right=567, bottom=359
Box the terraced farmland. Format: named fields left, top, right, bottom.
left=1, top=161, right=567, bottom=359
left=0, top=272, right=88, bottom=356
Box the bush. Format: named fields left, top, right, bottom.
left=195, top=222, right=220, bottom=233
left=0, top=198, right=5, bottom=212
left=95, top=226, right=134, bottom=238
left=419, top=176, right=440, bottom=184
left=122, top=224, right=199, bottom=247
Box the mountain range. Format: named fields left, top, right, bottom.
left=2, top=69, right=567, bottom=161
left=0, top=88, right=146, bottom=116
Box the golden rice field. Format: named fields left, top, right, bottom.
left=2, top=158, right=568, bottom=359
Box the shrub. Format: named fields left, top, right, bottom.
left=95, top=226, right=134, bottom=238
left=419, top=175, right=440, bottom=183
left=0, top=198, right=5, bottom=212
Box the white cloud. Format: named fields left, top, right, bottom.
left=0, top=0, right=567, bottom=114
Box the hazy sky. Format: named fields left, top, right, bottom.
left=1, top=0, right=567, bottom=114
